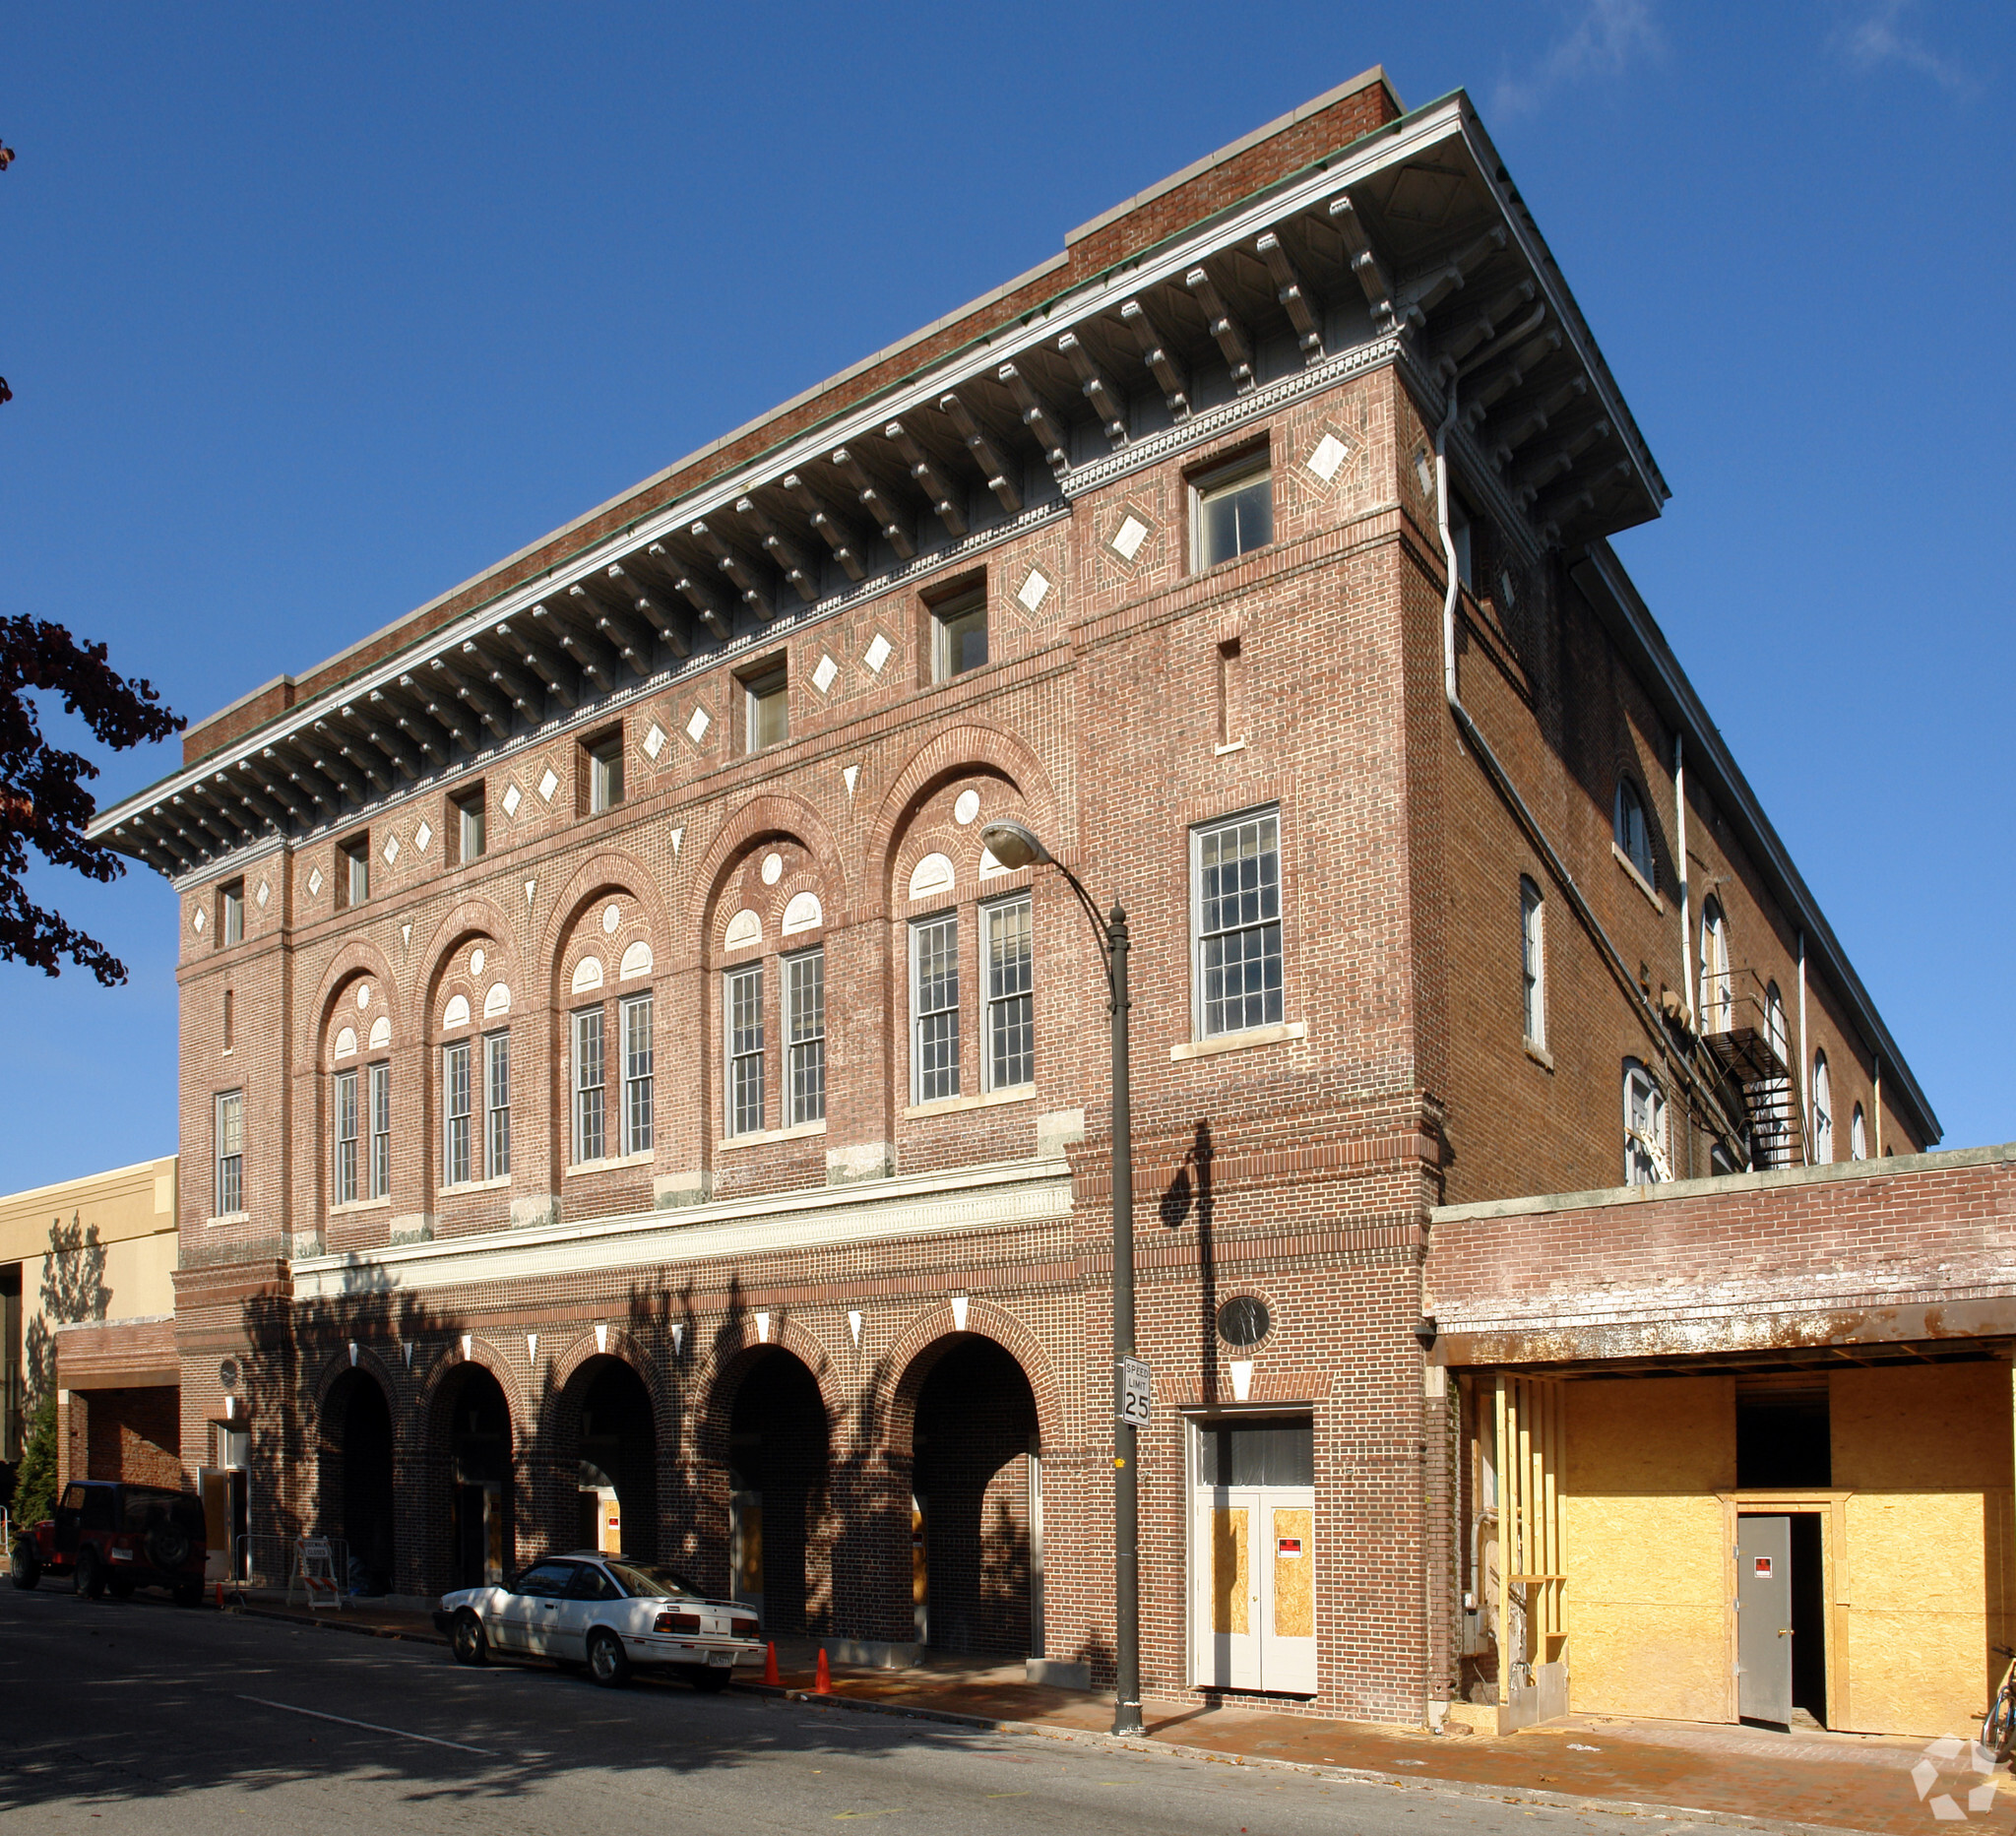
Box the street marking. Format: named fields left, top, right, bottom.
left=984, top=1791, right=1031, bottom=1798
left=833, top=1814, right=900, bottom=1821
left=236, top=1695, right=497, bottom=1756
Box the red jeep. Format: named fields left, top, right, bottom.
left=9, top=1480, right=208, bottom=1606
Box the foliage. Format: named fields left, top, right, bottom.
left=1, top=614, right=183, bottom=983
left=23, top=1212, right=110, bottom=1407
left=13, top=1389, right=58, bottom=1531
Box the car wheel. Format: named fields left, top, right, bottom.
left=107, top=1574, right=136, bottom=1600
left=691, top=1665, right=733, bottom=1694
left=451, top=1610, right=489, bottom=1667
left=587, top=1629, right=631, bottom=1688
left=75, top=1548, right=106, bottom=1600
left=145, top=1526, right=192, bottom=1572
left=9, top=1544, right=40, bottom=1591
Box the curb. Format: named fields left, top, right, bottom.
left=226, top=1603, right=448, bottom=1647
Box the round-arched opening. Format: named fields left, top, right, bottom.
left=724, top=1349, right=830, bottom=1634
left=320, top=1369, right=395, bottom=1595
left=575, top=1358, right=657, bottom=1561
left=433, top=1363, right=512, bottom=1591
left=911, top=1336, right=1040, bottom=1657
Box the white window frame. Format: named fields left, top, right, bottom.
left=442, top=1040, right=472, bottom=1186
left=332, top=1068, right=359, bottom=1206
left=1812, top=1051, right=1833, bottom=1164
left=1851, top=1103, right=1868, bottom=1162
left=1519, top=876, right=1545, bottom=1050
left=620, top=992, right=654, bottom=1157
left=482, top=1030, right=511, bottom=1179
left=215, top=1090, right=243, bottom=1216
left=786, top=948, right=826, bottom=1125
left=367, top=1060, right=391, bottom=1199
left=911, top=913, right=962, bottom=1103
left=1623, top=1058, right=1670, bottom=1186
left=725, top=964, right=765, bottom=1136
left=983, top=894, right=1035, bottom=1092
left=1699, top=897, right=1731, bottom=1033
left=1191, top=806, right=1284, bottom=1042
left=931, top=591, right=988, bottom=682
left=1191, top=454, right=1274, bottom=571
left=220, top=881, right=244, bottom=946
left=457, top=791, right=486, bottom=862
left=572, top=1006, right=606, bottom=1163
left=744, top=665, right=788, bottom=752
left=342, top=837, right=370, bottom=907
left=587, top=737, right=623, bottom=814
left=1613, top=778, right=1654, bottom=886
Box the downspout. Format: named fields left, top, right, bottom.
left=1673, top=735, right=1693, bottom=1031
left=1433, top=382, right=1743, bottom=1161
left=1797, top=931, right=1810, bottom=1162
left=1874, top=1052, right=1884, bottom=1157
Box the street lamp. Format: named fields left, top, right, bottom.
left=979, top=818, right=1143, bottom=1739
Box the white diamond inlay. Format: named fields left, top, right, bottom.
left=1018, top=569, right=1050, bottom=612
left=502, top=783, right=522, bottom=817
left=255, top=879, right=270, bottom=909
left=812, top=653, right=839, bottom=694
left=686, top=706, right=711, bottom=744
left=191, top=907, right=205, bottom=932
left=307, top=867, right=324, bottom=897
left=863, top=632, right=892, bottom=673
left=537, top=768, right=559, bottom=803
left=1111, top=514, right=1150, bottom=560
left=382, top=833, right=400, bottom=866
left=1309, top=431, right=1350, bottom=481
left=414, top=820, right=432, bottom=854
left=644, top=723, right=666, bottom=760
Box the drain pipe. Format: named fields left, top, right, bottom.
left=1432, top=382, right=1743, bottom=1160
left=1797, top=931, right=1810, bottom=1161
left=1673, top=734, right=1693, bottom=1032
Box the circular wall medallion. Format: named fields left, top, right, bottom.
left=218, top=1358, right=241, bottom=1391
left=470, top=946, right=486, bottom=976
left=953, top=789, right=981, bottom=826
left=602, top=902, right=621, bottom=934
left=761, top=852, right=784, bottom=885
left=355, top=982, right=371, bottom=1010
left=1217, top=1296, right=1271, bottom=1348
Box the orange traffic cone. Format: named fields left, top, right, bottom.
left=215, top=1581, right=224, bottom=1609
left=763, top=1641, right=781, bottom=1686
left=813, top=1646, right=832, bottom=1695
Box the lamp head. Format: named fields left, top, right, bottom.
left=979, top=819, right=1051, bottom=871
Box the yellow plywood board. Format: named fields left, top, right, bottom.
left=1273, top=1507, right=1312, bottom=1637
left=1213, top=1507, right=1249, bottom=1635
left=1566, top=1376, right=1734, bottom=1494
left=1568, top=1601, right=1729, bottom=1723
left=1834, top=1363, right=2014, bottom=1493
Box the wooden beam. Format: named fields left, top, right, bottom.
left=1462, top=332, right=1563, bottom=426
left=316, top=720, right=395, bottom=792
left=343, top=706, right=421, bottom=781
left=429, top=655, right=516, bottom=738
left=462, top=640, right=547, bottom=723
left=1183, top=265, right=1256, bottom=392
left=371, top=687, right=451, bottom=765
left=935, top=393, right=1022, bottom=513
left=1404, top=225, right=1507, bottom=322
left=1510, top=418, right=1611, bottom=502
left=1054, top=333, right=1129, bottom=446
left=240, top=757, right=311, bottom=825
left=782, top=473, right=869, bottom=580
left=733, top=495, right=823, bottom=601
left=1437, top=280, right=1536, bottom=368
left=883, top=421, right=969, bottom=537
left=1119, top=297, right=1191, bottom=420
left=1327, top=193, right=1409, bottom=333
left=494, top=620, right=580, bottom=710
left=689, top=520, right=775, bottom=612
left=535, top=599, right=626, bottom=685
left=996, top=363, right=1071, bottom=475
left=651, top=541, right=734, bottom=634
left=604, top=562, right=692, bottom=657
left=829, top=449, right=916, bottom=559
left=399, top=674, right=474, bottom=752
left=566, top=584, right=654, bottom=677
left=1256, top=231, right=1323, bottom=362
left=173, top=793, right=239, bottom=849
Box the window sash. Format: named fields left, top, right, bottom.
left=573, top=1008, right=606, bottom=1163
left=345, top=846, right=369, bottom=906
left=459, top=798, right=485, bottom=860
left=1624, top=1065, right=1668, bottom=1185
left=912, top=916, right=960, bottom=1102
left=1194, top=811, right=1283, bottom=1039
left=1520, top=881, right=1545, bottom=1048
left=746, top=673, right=788, bottom=750
left=621, top=994, right=654, bottom=1157
left=787, top=950, right=826, bottom=1125
left=367, top=1062, right=391, bottom=1199
left=443, top=1041, right=472, bottom=1186
left=221, top=887, right=243, bottom=945
left=726, top=966, right=764, bottom=1135
left=1196, top=468, right=1273, bottom=568
left=483, top=1031, right=511, bottom=1179
left=589, top=746, right=622, bottom=813
left=333, top=1070, right=358, bottom=1206
left=934, top=599, right=987, bottom=679
left=984, top=898, right=1035, bottom=1090
left=216, top=1091, right=243, bottom=1216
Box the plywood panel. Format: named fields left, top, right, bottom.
left=1568, top=1601, right=1729, bottom=1723
left=1213, top=1508, right=1248, bottom=1635
left=1566, top=1376, right=1734, bottom=1494
left=1273, top=1507, right=1312, bottom=1637
left=1834, top=1364, right=2013, bottom=1493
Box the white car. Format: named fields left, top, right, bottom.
left=434, top=1551, right=763, bottom=1689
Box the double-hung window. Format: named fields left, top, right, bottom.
left=1193, top=456, right=1273, bottom=570
left=367, top=1062, right=391, bottom=1198
left=1624, top=1059, right=1670, bottom=1185
left=912, top=915, right=960, bottom=1102
left=483, top=1031, right=511, bottom=1178
left=1193, top=808, right=1283, bottom=1039
left=621, top=994, right=654, bottom=1157
left=220, top=880, right=244, bottom=946
left=1519, top=876, right=1546, bottom=1050
left=726, top=966, right=765, bottom=1135
left=443, top=1041, right=472, bottom=1186
left=587, top=734, right=623, bottom=813
left=573, top=1008, right=606, bottom=1163
left=984, top=896, right=1035, bottom=1090
left=787, top=950, right=826, bottom=1125
left=333, top=1070, right=359, bottom=1205
left=215, top=1091, right=243, bottom=1216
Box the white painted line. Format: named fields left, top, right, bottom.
left=236, top=1695, right=497, bottom=1756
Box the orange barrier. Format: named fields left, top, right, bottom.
left=763, top=1641, right=781, bottom=1686
left=813, top=1647, right=832, bottom=1694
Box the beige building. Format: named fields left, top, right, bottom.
left=0, top=1157, right=180, bottom=1488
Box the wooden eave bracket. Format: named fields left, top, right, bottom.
left=689, top=520, right=777, bottom=614
left=1326, top=193, right=1414, bottom=335
left=1183, top=265, right=1256, bottom=393
left=830, top=448, right=917, bottom=560
left=1119, top=297, right=1191, bottom=420
left=732, top=496, right=823, bottom=602
left=996, top=363, right=1072, bottom=475
left=1054, top=334, right=1130, bottom=446
left=1255, top=231, right=1324, bottom=363
left=936, top=394, right=1023, bottom=513
left=883, top=422, right=970, bottom=537
left=782, top=473, right=870, bottom=579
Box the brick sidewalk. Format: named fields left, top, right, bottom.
left=231, top=1601, right=2008, bottom=1835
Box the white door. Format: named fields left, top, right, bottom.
left=1195, top=1486, right=1317, bottom=1694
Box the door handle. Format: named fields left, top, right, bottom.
left=1778, top=1627, right=1792, bottom=1637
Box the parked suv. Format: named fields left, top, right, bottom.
left=9, top=1480, right=208, bottom=1605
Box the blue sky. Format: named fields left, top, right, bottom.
left=1, top=0, right=2009, bottom=1188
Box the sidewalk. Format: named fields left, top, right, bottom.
left=228, top=1600, right=2010, bottom=1835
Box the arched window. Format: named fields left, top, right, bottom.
left=1519, top=876, right=1545, bottom=1049
left=1698, top=897, right=1730, bottom=1034
left=1623, top=1058, right=1669, bottom=1185
left=1812, top=1051, right=1833, bottom=1164
left=1851, top=1103, right=1867, bottom=1161
left=1613, top=777, right=1654, bottom=886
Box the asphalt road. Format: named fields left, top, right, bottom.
left=2, top=1582, right=1723, bottom=1836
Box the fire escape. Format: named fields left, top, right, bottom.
left=1696, top=970, right=1803, bottom=1171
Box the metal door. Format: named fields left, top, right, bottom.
left=1736, top=1515, right=1793, bottom=1724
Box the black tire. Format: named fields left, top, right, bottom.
left=587, top=1628, right=631, bottom=1688
left=9, top=1544, right=40, bottom=1591
left=1983, top=1688, right=2014, bottom=1757
left=107, top=1574, right=136, bottom=1600
left=172, top=1580, right=204, bottom=1609
left=145, top=1526, right=192, bottom=1572
left=690, top=1664, right=733, bottom=1694
left=74, top=1547, right=106, bottom=1600
left=451, top=1610, right=489, bottom=1667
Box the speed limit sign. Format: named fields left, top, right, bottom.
left=1116, top=1356, right=1152, bottom=1427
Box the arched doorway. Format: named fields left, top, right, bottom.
left=320, top=1370, right=396, bottom=1595
left=574, top=1358, right=657, bottom=1560
left=724, top=1350, right=829, bottom=1634
left=911, top=1336, right=1040, bottom=1656
left=433, top=1363, right=511, bottom=1590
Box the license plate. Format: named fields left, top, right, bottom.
left=707, top=1649, right=734, bottom=1667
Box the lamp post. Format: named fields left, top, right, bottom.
left=979, top=818, right=1142, bottom=1738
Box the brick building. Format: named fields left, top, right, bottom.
left=90, top=66, right=1963, bottom=1729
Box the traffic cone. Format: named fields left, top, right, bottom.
left=215, top=1581, right=223, bottom=1610
left=763, top=1641, right=781, bottom=1686
left=813, top=1646, right=832, bottom=1694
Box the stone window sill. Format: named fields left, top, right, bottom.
left=904, top=1085, right=1037, bottom=1120
left=329, top=1196, right=391, bottom=1216
left=565, top=1152, right=654, bottom=1178
left=1169, top=1020, right=1307, bottom=1062
left=204, top=1211, right=250, bottom=1229
left=718, top=1119, right=828, bottom=1153
left=441, top=1174, right=512, bottom=1196
left=1524, top=1040, right=1555, bottom=1072
left=1612, top=841, right=1665, bottom=913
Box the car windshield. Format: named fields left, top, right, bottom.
left=605, top=1560, right=707, bottom=1600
